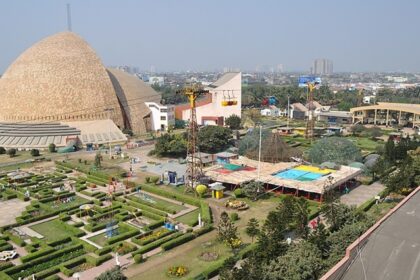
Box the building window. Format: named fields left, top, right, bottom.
left=160, top=109, right=168, bottom=113
left=160, top=116, right=166, bottom=120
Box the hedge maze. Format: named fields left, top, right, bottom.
left=0, top=161, right=213, bottom=279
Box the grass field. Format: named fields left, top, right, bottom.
left=42, top=195, right=89, bottom=211
left=129, top=237, right=231, bottom=280
left=30, top=219, right=83, bottom=242
left=131, top=193, right=187, bottom=213
left=88, top=225, right=130, bottom=246
left=175, top=209, right=199, bottom=226
left=347, top=136, right=380, bottom=152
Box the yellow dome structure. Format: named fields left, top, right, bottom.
left=0, top=32, right=123, bottom=126
left=0, top=31, right=162, bottom=141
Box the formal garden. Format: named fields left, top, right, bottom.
left=0, top=160, right=213, bottom=280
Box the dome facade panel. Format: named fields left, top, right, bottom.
left=0, top=32, right=123, bottom=126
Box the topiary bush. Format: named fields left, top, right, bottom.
left=133, top=254, right=145, bottom=264
left=150, top=176, right=160, bottom=185
left=230, top=212, right=239, bottom=222
left=233, top=188, right=243, bottom=198
left=6, top=148, right=16, bottom=158
left=0, top=147, right=5, bottom=154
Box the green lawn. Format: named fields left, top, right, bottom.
left=347, top=136, right=380, bottom=152
left=88, top=225, right=130, bottom=247
left=30, top=219, right=83, bottom=242
left=42, top=195, right=89, bottom=211
left=129, top=238, right=232, bottom=280
left=175, top=209, right=200, bottom=226
left=131, top=193, right=187, bottom=213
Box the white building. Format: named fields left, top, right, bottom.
left=261, top=106, right=281, bottom=117
left=175, top=72, right=241, bottom=126
left=148, top=76, right=165, bottom=87
left=145, top=102, right=175, bottom=131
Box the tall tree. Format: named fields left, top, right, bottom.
left=246, top=218, right=260, bottom=243
left=218, top=211, right=238, bottom=248
left=225, top=114, right=242, bottom=130
left=198, top=126, right=232, bottom=153
left=263, top=242, right=324, bottom=280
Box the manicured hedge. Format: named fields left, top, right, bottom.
left=126, top=195, right=177, bottom=214
left=0, top=243, right=13, bottom=252
left=0, top=262, right=13, bottom=272
left=5, top=245, right=84, bottom=279
left=46, top=237, right=72, bottom=247
left=5, top=233, right=26, bottom=247
left=124, top=199, right=167, bottom=217
left=95, top=246, right=112, bottom=256
left=193, top=226, right=214, bottom=237
left=21, top=248, right=55, bottom=263
left=132, top=229, right=174, bottom=246
left=140, top=184, right=201, bottom=207
left=86, top=254, right=113, bottom=266
left=131, top=232, right=183, bottom=256
left=161, top=233, right=195, bottom=251
left=106, top=227, right=139, bottom=245
left=144, top=219, right=165, bottom=231
left=200, top=202, right=212, bottom=224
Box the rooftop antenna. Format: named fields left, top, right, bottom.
left=66, top=3, right=72, bottom=31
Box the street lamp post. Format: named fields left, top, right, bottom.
left=104, top=108, right=114, bottom=159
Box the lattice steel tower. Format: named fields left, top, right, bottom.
left=305, top=83, right=316, bottom=140
left=178, top=85, right=209, bottom=193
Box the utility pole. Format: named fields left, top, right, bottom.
left=287, top=95, right=290, bottom=128
left=305, top=83, right=316, bottom=140
left=257, top=124, right=262, bottom=180
left=104, top=108, right=114, bottom=159
left=66, top=3, right=72, bottom=31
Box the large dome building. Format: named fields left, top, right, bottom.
left=0, top=31, right=170, bottom=149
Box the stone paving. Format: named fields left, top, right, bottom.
left=340, top=182, right=385, bottom=207
left=0, top=198, right=30, bottom=227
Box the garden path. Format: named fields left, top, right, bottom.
left=124, top=230, right=217, bottom=278
left=340, top=182, right=385, bottom=206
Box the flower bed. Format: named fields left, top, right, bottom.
left=167, top=265, right=189, bottom=278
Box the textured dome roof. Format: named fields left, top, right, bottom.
left=0, top=32, right=123, bottom=126
left=107, top=68, right=161, bottom=134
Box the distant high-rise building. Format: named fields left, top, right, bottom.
left=312, top=59, right=333, bottom=75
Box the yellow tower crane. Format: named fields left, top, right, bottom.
left=177, top=85, right=209, bottom=194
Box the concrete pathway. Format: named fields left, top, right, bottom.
left=0, top=198, right=30, bottom=227
left=80, top=225, right=119, bottom=249
left=58, top=253, right=132, bottom=280
left=340, top=182, right=385, bottom=207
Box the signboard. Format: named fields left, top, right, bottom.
left=298, top=76, right=322, bottom=87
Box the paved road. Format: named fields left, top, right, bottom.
left=340, top=182, right=385, bottom=207
left=342, top=190, right=420, bottom=280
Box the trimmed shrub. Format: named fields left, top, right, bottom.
left=230, top=212, right=239, bottom=222
left=6, top=148, right=16, bottom=158
left=30, top=149, right=40, bottom=157
left=0, top=147, right=6, bottom=154
left=134, top=254, right=145, bottom=264
left=193, top=226, right=214, bottom=237
left=140, top=184, right=201, bottom=207
left=95, top=246, right=113, bottom=256
left=161, top=233, right=195, bottom=251
left=233, top=188, right=243, bottom=198
left=131, top=232, right=183, bottom=256
left=21, top=248, right=55, bottom=263
left=48, top=143, right=56, bottom=153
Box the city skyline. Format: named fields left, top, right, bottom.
left=1, top=0, right=420, bottom=73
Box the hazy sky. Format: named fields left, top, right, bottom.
left=1, top=0, right=420, bottom=73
